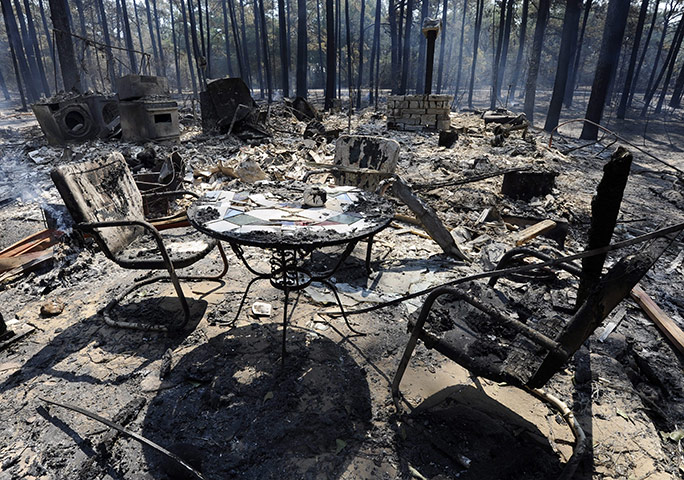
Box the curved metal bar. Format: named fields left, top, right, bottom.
left=488, top=248, right=582, bottom=287
left=231, top=275, right=265, bottom=325
left=309, top=240, right=360, bottom=281
left=228, top=242, right=271, bottom=277
left=319, top=279, right=366, bottom=336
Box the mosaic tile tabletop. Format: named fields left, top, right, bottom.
left=188, top=183, right=394, bottom=248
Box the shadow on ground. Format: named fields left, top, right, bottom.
left=141, top=324, right=373, bottom=479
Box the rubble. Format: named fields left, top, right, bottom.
left=0, top=96, right=684, bottom=480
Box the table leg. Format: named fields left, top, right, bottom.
left=320, top=279, right=366, bottom=336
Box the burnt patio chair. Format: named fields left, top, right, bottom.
left=391, top=228, right=681, bottom=479
left=51, top=151, right=229, bottom=332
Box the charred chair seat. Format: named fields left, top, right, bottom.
left=51, top=152, right=228, bottom=331
left=391, top=231, right=680, bottom=479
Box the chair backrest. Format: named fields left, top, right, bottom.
left=51, top=152, right=145, bottom=259
left=333, top=135, right=400, bottom=191
left=526, top=232, right=681, bottom=388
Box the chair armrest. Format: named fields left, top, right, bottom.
left=76, top=219, right=174, bottom=268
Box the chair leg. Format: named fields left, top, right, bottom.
left=527, top=387, right=587, bottom=480
left=177, top=242, right=230, bottom=282
left=102, top=273, right=190, bottom=332
left=365, top=235, right=374, bottom=274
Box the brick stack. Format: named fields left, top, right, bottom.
left=386, top=94, right=452, bottom=132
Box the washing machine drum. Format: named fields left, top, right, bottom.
left=57, top=104, right=95, bottom=140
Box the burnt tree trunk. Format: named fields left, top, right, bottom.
left=491, top=0, right=507, bottom=108
left=221, top=0, right=240, bottom=77
left=47, top=0, right=80, bottom=93
left=654, top=19, right=684, bottom=113
left=467, top=0, right=483, bottom=108
left=508, top=0, right=528, bottom=99
left=563, top=0, right=592, bottom=107
left=316, top=0, right=324, bottom=90
left=453, top=0, right=467, bottom=98
left=37, top=0, right=54, bottom=72
left=204, top=0, right=211, bottom=77
left=187, top=0, right=206, bottom=86
left=252, top=0, right=264, bottom=96
left=120, top=0, right=138, bottom=73
left=94, top=0, right=114, bottom=87
left=577, top=147, right=632, bottom=307
left=643, top=5, right=671, bottom=109
left=152, top=0, right=166, bottom=75
left=345, top=0, right=352, bottom=103
left=355, top=0, right=365, bottom=107
left=228, top=0, right=246, bottom=79
left=522, top=0, right=550, bottom=123
left=368, top=0, right=381, bottom=103
left=133, top=0, right=147, bottom=56
left=0, top=66, right=9, bottom=100
left=20, top=0, right=50, bottom=95
left=2, top=0, right=35, bottom=101
left=296, top=0, right=307, bottom=97
left=629, top=0, right=659, bottom=108
left=415, top=0, right=430, bottom=93
left=171, top=0, right=182, bottom=92
left=389, top=0, right=399, bottom=94
left=257, top=0, right=272, bottom=101
left=497, top=0, right=514, bottom=101
left=12, top=0, right=42, bottom=95
left=580, top=0, right=630, bottom=140
left=324, top=0, right=336, bottom=109
left=543, top=0, right=581, bottom=132
left=238, top=0, right=252, bottom=87
left=399, top=0, right=414, bottom=94
left=179, top=0, right=198, bottom=95
left=616, top=0, right=649, bottom=118
left=277, top=0, right=289, bottom=97
left=436, top=0, right=448, bottom=93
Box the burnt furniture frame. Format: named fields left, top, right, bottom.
left=52, top=152, right=229, bottom=332
left=391, top=229, right=682, bottom=479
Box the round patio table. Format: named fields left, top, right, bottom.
left=187, top=181, right=394, bottom=361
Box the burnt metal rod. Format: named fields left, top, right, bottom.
left=412, top=166, right=531, bottom=190
left=39, top=397, right=206, bottom=480
left=328, top=221, right=684, bottom=316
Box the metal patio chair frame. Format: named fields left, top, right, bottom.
left=52, top=152, right=229, bottom=332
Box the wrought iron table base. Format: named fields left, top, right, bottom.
left=228, top=239, right=373, bottom=363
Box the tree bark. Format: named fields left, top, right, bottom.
left=12, top=0, right=42, bottom=95
left=522, top=0, right=550, bottom=123
left=47, top=0, right=80, bottom=93
left=324, top=0, right=336, bottom=109
left=467, top=0, right=483, bottom=107
left=580, top=0, right=630, bottom=140
left=508, top=0, right=528, bottom=100
left=277, top=0, right=289, bottom=96
left=227, top=0, right=246, bottom=79
left=204, top=0, right=211, bottom=77
left=296, top=0, right=307, bottom=97
left=628, top=0, right=659, bottom=108
left=543, top=0, right=581, bottom=132
left=616, top=0, right=649, bottom=118
left=187, top=0, right=205, bottom=86
left=399, top=0, right=414, bottom=94
left=95, top=0, right=115, bottom=88
left=345, top=0, right=352, bottom=103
